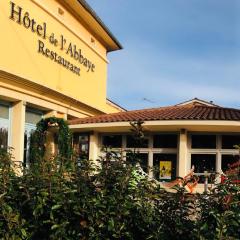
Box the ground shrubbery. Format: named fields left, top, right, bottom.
left=0, top=148, right=239, bottom=240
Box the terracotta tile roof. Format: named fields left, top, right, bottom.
left=69, top=103, right=240, bottom=125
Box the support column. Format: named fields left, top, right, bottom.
left=11, top=101, right=26, bottom=165
left=45, top=131, right=55, bottom=160
left=89, top=132, right=99, bottom=162
left=178, top=129, right=188, bottom=178
left=148, top=135, right=153, bottom=178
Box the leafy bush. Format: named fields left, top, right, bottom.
left=0, top=148, right=239, bottom=239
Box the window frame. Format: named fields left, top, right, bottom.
left=188, top=132, right=240, bottom=181
left=100, top=132, right=179, bottom=177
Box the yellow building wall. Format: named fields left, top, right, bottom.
left=104, top=101, right=125, bottom=113
left=0, top=0, right=111, bottom=113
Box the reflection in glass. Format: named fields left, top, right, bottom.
left=0, top=105, right=9, bottom=119
left=153, top=134, right=178, bottom=148
left=221, top=154, right=239, bottom=172
left=126, top=152, right=148, bottom=173
left=191, top=135, right=216, bottom=149
left=222, top=135, right=240, bottom=149
left=191, top=154, right=216, bottom=183
left=73, top=133, right=90, bottom=160
left=0, top=128, right=8, bottom=149
left=126, top=135, right=148, bottom=148
left=102, top=135, right=122, bottom=148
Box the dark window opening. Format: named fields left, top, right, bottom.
left=191, top=135, right=216, bottom=149
left=191, top=154, right=216, bottom=183
left=221, top=154, right=239, bottom=172
left=153, top=134, right=178, bottom=148
left=102, top=135, right=122, bottom=148
left=222, top=135, right=240, bottom=149
left=126, top=135, right=148, bottom=148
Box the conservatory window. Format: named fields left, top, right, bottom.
left=191, top=154, right=216, bottom=183
left=126, top=135, right=148, bottom=148
left=153, top=134, right=178, bottom=148
left=222, top=135, right=240, bottom=149
left=221, top=154, right=239, bottom=173
left=126, top=152, right=148, bottom=173
left=191, top=135, right=216, bottom=149
left=102, top=135, right=122, bottom=148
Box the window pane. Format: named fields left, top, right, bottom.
left=153, top=134, right=178, bottom=148
left=102, top=135, right=122, bottom=148
left=126, top=152, right=148, bottom=173
left=25, top=111, right=42, bottom=124
left=73, top=133, right=90, bottom=160
left=126, top=135, right=148, bottom=148
left=24, top=127, right=37, bottom=166
left=221, top=155, right=239, bottom=172
left=153, top=154, right=177, bottom=181
left=222, top=135, right=240, bottom=149
left=23, top=131, right=28, bottom=167
left=191, top=135, right=216, bottom=149
left=191, top=154, right=216, bottom=183
left=0, top=105, right=9, bottom=119
left=0, top=128, right=8, bottom=149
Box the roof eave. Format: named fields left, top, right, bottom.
left=69, top=119, right=240, bottom=128
left=76, top=0, right=123, bottom=51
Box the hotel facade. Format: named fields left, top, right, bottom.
left=0, top=0, right=123, bottom=165
left=1, top=1, right=239, bottom=187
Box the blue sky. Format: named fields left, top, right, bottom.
left=86, top=0, right=240, bottom=110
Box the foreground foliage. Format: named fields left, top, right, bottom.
left=0, top=149, right=239, bottom=240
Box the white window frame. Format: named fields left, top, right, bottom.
left=100, top=132, right=179, bottom=178
left=188, top=132, right=240, bottom=182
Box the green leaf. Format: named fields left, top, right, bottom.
left=51, top=224, right=60, bottom=230
left=51, top=204, right=62, bottom=210
left=21, top=228, right=27, bottom=237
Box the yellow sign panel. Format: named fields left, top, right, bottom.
left=159, top=161, right=172, bottom=180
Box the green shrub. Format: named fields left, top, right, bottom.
left=0, top=148, right=239, bottom=239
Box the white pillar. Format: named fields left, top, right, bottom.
left=148, top=135, right=153, bottom=178
left=11, top=101, right=26, bottom=165
left=89, top=131, right=99, bottom=162
left=178, top=129, right=188, bottom=178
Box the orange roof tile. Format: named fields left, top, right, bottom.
left=69, top=104, right=240, bottom=125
